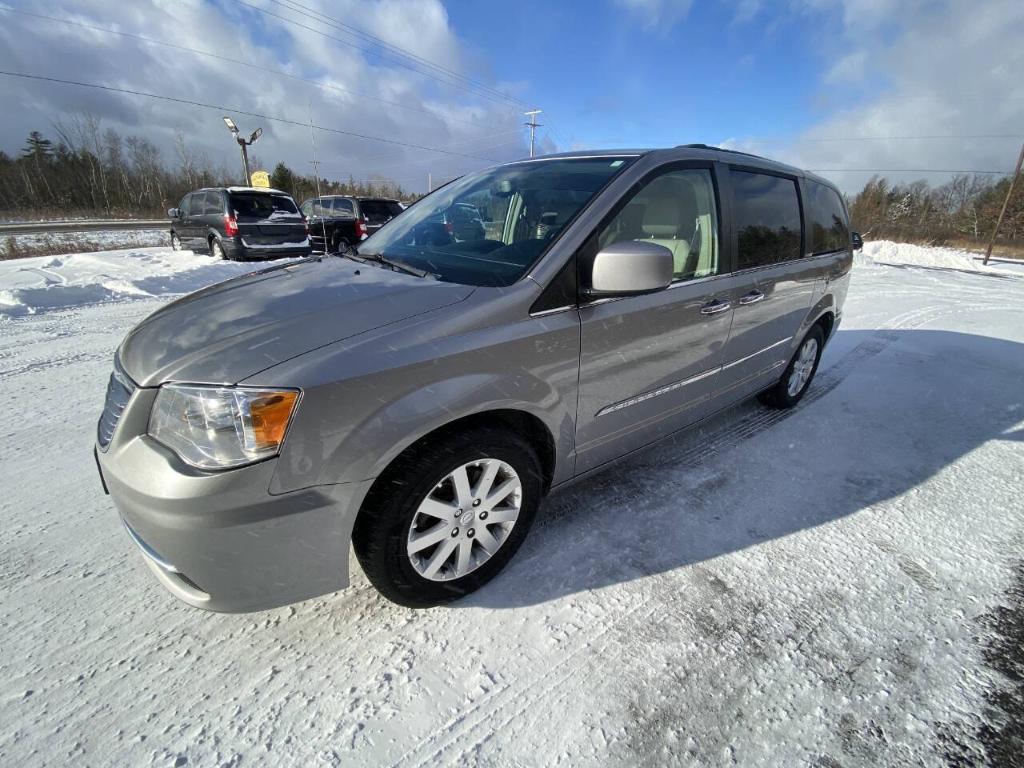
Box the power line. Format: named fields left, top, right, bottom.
left=0, top=70, right=507, bottom=163
left=809, top=168, right=1010, bottom=174
left=232, top=0, right=529, bottom=109
left=740, top=134, right=1024, bottom=144
left=266, top=0, right=527, bottom=108
left=0, top=5, right=509, bottom=132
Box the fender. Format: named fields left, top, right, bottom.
left=266, top=303, right=582, bottom=495
left=331, top=372, right=569, bottom=485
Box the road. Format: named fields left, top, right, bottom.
left=0, top=219, right=167, bottom=236
left=0, top=248, right=1022, bottom=766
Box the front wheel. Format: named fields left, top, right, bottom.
left=170, top=232, right=182, bottom=251
left=353, top=428, right=543, bottom=607
left=759, top=325, right=824, bottom=408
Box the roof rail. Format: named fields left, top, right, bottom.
left=675, top=143, right=764, bottom=160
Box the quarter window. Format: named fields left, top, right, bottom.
left=597, top=168, right=720, bottom=282
left=732, top=171, right=802, bottom=269
left=806, top=180, right=850, bottom=254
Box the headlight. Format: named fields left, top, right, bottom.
left=148, top=385, right=300, bottom=470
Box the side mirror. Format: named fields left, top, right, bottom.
left=586, top=240, right=674, bottom=297
left=167, top=208, right=179, bottom=219
left=851, top=231, right=864, bottom=251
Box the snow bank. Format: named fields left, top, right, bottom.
left=0, top=247, right=284, bottom=318
left=859, top=240, right=1002, bottom=272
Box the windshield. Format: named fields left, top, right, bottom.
left=356, top=157, right=634, bottom=286
left=229, top=193, right=300, bottom=220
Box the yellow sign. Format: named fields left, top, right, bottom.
left=250, top=170, right=270, bottom=188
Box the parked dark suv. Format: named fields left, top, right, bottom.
left=169, top=187, right=311, bottom=260
left=299, top=196, right=368, bottom=254
left=300, top=195, right=404, bottom=237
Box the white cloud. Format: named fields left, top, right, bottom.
left=824, top=50, right=867, bottom=85
left=724, top=0, right=1024, bottom=192
left=614, top=0, right=694, bottom=32
left=0, top=0, right=531, bottom=192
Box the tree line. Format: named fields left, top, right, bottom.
left=0, top=122, right=413, bottom=220
left=847, top=173, right=1022, bottom=248
left=1, top=123, right=1021, bottom=252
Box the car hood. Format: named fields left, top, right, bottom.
left=118, top=257, right=474, bottom=386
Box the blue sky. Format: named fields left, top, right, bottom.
left=447, top=0, right=831, bottom=149
left=0, top=0, right=1021, bottom=192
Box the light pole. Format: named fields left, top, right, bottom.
left=222, top=117, right=262, bottom=185
left=524, top=110, right=542, bottom=158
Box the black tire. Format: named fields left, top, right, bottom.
left=353, top=427, right=543, bottom=608
left=209, top=238, right=228, bottom=260
left=170, top=232, right=182, bottom=251
left=759, top=324, right=825, bottom=409
left=331, top=235, right=350, bottom=254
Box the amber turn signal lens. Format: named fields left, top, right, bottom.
left=249, top=391, right=299, bottom=450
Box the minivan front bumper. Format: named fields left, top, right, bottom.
left=96, top=391, right=373, bottom=612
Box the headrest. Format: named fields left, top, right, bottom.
left=641, top=176, right=698, bottom=239
left=643, top=194, right=684, bottom=238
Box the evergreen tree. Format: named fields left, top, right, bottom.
left=21, top=131, right=54, bottom=161
left=270, top=162, right=295, bottom=193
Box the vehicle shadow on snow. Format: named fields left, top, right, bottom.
left=460, top=328, right=1024, bottom=609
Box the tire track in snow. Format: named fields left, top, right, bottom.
left=396, top=590, right=667, bottom=768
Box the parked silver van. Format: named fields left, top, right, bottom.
left=95, top=146, right=856, bottom=610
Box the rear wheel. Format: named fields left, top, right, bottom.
left=353, top=428, right=543, bottom=607
left=209, top=238, right=228, bottom=260
left=759, top=325, right=824, bottom=408
left=331, top=234, right=350, bottom=254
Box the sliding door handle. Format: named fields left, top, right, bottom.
left=700, top=299, right=732, bottom=315
left=738, top=290, right=765, bottom=305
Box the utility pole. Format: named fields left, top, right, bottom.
left=984, top=141, right=1024, bottom=265
left=524, top=110, right=543, bottom=158
left=428, top=172, right=432, bottom=192
left=222, top=117, right=262, bottom=185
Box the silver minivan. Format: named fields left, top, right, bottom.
left=95, top=146, right=856, bottom=610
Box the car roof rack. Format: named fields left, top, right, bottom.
left=675, top=143, right=764, bottom=160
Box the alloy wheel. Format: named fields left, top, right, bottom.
left=787, top=337, right=819, bottom=397
left=407, top=459, right=522, bottom=582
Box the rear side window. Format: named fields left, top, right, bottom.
left=732, top=170, right=802, bottom=269
left=305, top=198, right=332, bottom=217
left=332, top=198, right=355, bottom=215
left=202, top=191, right=224, bottom=215
left=806, top=180, right=850, bottom=254
left=359, top=199, right=403, bottom=223
left=229, top=193, right=299, bottom=219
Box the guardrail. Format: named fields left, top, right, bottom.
left=0, top=220, right=168, bottom=236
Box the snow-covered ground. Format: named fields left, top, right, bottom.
left=0, top=242, right=1022, bottom=766
left=0, top=246, right=288, bottom=318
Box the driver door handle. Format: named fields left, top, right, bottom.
left=738, top=290, right=765, bottom=305
left=700, top=299, right=732, bottom=315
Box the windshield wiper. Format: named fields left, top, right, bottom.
left=354, top=251, right=431, bottom=279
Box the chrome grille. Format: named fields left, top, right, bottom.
left=97, top=362, right=135, bottom=449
